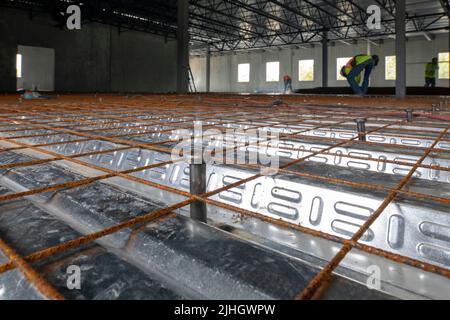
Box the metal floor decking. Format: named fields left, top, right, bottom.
left=0, top=94, right=449, bottom=300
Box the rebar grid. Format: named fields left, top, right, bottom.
left=0, top=94, right=449, bottom=300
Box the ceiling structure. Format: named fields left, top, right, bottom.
left=189, top=0, right=449, bottom=53
left=1, top=0, right=449, bottom=53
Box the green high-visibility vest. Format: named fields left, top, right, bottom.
left=425, top=63, right=438, bottom=78
left=344, top=55, right=372, bottom=84
left=354, top=55, right=372, bottom=65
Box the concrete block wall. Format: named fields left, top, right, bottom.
left=190, top=33, right=449, bottom=93
left=0, top=8, right=177, bottom=93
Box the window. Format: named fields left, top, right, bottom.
left=438, top=52, right=449, bottom=79
left=238, top=63, right=250, bottom=82
left=266, top=61, right=280, bottom=82
left=299, top=59, right=314, bottom=81
left=385, top=56, right=396, bottom=80
left=16, top=54, right=22, bottom=78
left=336, top=57, right=351, bottom=80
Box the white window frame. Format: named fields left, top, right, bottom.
left=237, top=63, right=250, bottom=83
left=438, top=52, right=449, bottom=79
left=385, top=55, right=396, bottom=80
left=336, top=57, right=352, bottom=80
left=298, top=59, right=314, bottom=81
left=266, top=61, right=280, bottom=82
left=16, top=54, right=22, bottom=78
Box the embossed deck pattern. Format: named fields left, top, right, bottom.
left=0, top=94, right=448, bottom=300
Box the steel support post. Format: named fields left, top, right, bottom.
left=395, top=0, right=406, bottom=99
left=177, top=0, right=189, bottom=93
left=355, top=118, right=367, bottom=141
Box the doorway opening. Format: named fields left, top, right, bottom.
left=16, top=45, right=55, bottom=91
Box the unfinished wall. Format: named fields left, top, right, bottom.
left=190, top=33, right=449, bottom=93
left=0, top=8, right=177, bottom=93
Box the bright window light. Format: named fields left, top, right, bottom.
left=299, top=59, right=314, bottom=81
left=16, top=54, right=22, bottom=78
left=266, top=61, right=280, bottom=82
left=385, top=56, right=396, bottom=80
left=336, top=57, right=351, bottom=80
left=238, top=63, right=250, bottom=82
left=438, top=52, right=449, bottom=79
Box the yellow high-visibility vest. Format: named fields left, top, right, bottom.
left=425, top=63, right=438, bottom=78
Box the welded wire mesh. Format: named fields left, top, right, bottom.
left=0, top=94, right=448, bottom=299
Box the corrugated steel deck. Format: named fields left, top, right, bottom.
left=0, top=94, right=448, bottom=300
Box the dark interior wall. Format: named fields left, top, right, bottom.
left=0, top=8, right=177, bottom=92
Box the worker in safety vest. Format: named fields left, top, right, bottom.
left=283, top=74, right=293, bottom=94
left=424, top=57, right=439, bottom=88
left=340, top=54, right=379, bottom=95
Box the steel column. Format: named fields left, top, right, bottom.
left=395, top=0, right=406, bottom=99
left=405, top=108, right=413, bottom=122
left=177, top=0, right=189, bottom=93
left=355, top=118, right=367, bottom=141
left=206, top=45, right=211, bottom=93
left=322, top=32, right=328, bottom=88
left=190, top=162, right=207, bottom=223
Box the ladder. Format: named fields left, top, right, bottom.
left=188, top=65, right=197, bottom=93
